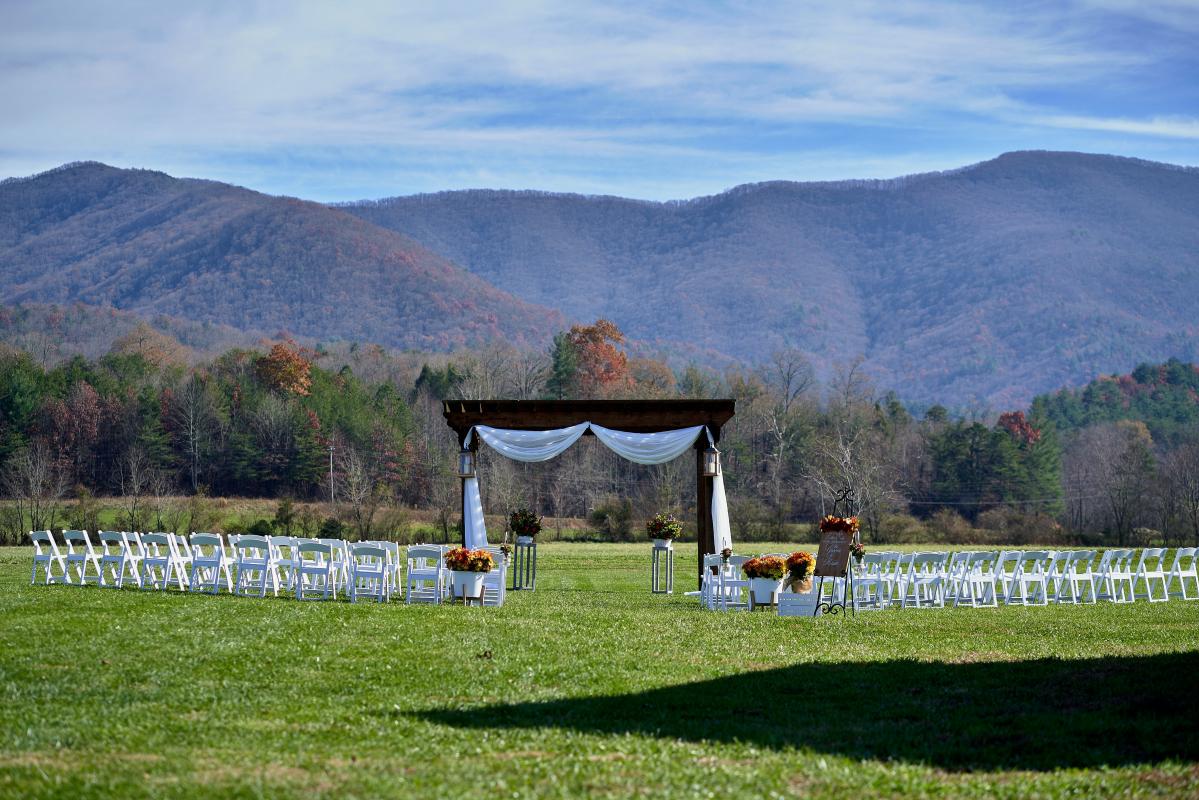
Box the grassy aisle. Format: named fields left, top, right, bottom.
left=1, top=543, right=1197, bottom=799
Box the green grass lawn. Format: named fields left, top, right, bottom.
left=1, top=542, right=1197, bottom=799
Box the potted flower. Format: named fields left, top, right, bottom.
left=509, top=508, right=542, bottom=545
left=444, top=546, right=495, bottom=600
left=784, top=551, right=816, bottom=593
left=742, top=555, right=786, bottom=606
left=647, top=513, right=683, bottom=549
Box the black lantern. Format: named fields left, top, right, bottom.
left=457, top=447, right=475, bottom=478
left=702, top=445, right=720, bottom=477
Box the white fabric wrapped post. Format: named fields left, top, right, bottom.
left=712, top=471, right=733, bottom=553
left=470, top=423, right=589, bottom=462
left=463, top=476, right=488, bottom=549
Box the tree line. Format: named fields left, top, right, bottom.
left=1, top=320, right=1196, bottom=547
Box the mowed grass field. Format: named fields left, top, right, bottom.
left=1, top=543, right=1197, bottom=799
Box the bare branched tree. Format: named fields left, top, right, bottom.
left=2, top=442, right=67, bottom=539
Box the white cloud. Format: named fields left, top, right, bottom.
left=0, top=0, right=1196, bottom=198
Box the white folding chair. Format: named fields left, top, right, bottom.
left=295, top=541, right=339, bottom=601
left=994, top=550, right=1020, bottom=600
left=189, top=532, right=234, bottom=594
left=366, top=540, right=403, bottom=590
left=319, top=538, right=353, bottom=593
left=62, top=530, right=104, bottom=586
left=138, top=532, right=176, bottom=590
left=234, top=535, right=279, bottom=597
left=1169, top=547, right=1198, bottom=600
left=98, top=531, right=136, bottom=588
left=1057, top=550, right=1097, bottom=604
left=405, top=545, right=446, bottom=604
left=480, top=546, right=507, bottom=607
left=30, top=530, right=67, bottom=585
left=123, top=531, right=146, bottom=588
left=854, top=551, right=901, bottom=610
left=943, top=551, right=972, bottom=605
left=717, top=555, right=751, bottom=611
left=955, top=551, right=1000, bottom=608
left=1135, top=548, right=1170, bottom=602
left=349, top=543, right=390, bottom=603
left=1004, top=550, right=1054, bottom=606
left=169, top=534, right=192, bottom=590
left=1044, top=550, right=1071, bottom=603
left=900, top=552, right=949, bottom=608
left=889, top=553, right=914, bottom=606
left=1096, top=548, right=1137, bottom=603
left=271, top=536, right=300, bottom=593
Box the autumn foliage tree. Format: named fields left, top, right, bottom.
left=548, top=319, right=630, bottom=399
left=256, top=340, right=314, bottom=396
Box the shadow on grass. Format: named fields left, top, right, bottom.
left=416, top=651, right=1199, bottom=771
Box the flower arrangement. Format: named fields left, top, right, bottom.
left=849, top=542, right=865, bottom=562
left=509, top=508, right=542, bottom=538
left=786, top=551, right=816, bottom=580
left=444, top=547, right=495, bottom=573
left=720, top=547, right=732, bottom=562
left=646, top=513, right=683, bottom=541
left=742, top=555, right=786, bottom=580
left=819, top=514, right=860, bottom=535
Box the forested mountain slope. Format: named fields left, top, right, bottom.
left=345, top=152, right=1199, bottom=405
left=0, top=162, right=564, bottom=352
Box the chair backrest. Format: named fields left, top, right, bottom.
left=1138, top=547, right=1167, bottom=571
left=30, top=530, right=56, bottom=555
left=352, top=543, right=387, bottom=563
left=63, top=530, right=91, bottom=552
left=967, top=551, right=999, bottom=571
left=727, top=555, right=751, bottom=571
left=1106, top=549, right=1136, bottom=572
left=235, top=535, right=270, bottom=558
left=1171, top=547, right=1197, bottom=573
left=1016, top=550, right=1053, bottom=569
left=298, top=541, right=333, bottom=563
left=1068, top=550, right=1096, bottom=572
left=407, top=545, right=443, bottom=569
left=909, top=552, right=948, bottom=575
left=140, top=532, right=172, bottom=559
left=190, top=532, right=224, bottom=557
left=98, top=531, right=125, bottom=553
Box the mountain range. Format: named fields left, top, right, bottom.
left=3, top=152, right=1198, bottom=407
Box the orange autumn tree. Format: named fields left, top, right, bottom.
left=548, top=319, right=631, bottom=398
left=256, top=339, right=315, bottom=396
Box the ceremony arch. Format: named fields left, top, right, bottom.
left=443, top=399, right=736, bottom=586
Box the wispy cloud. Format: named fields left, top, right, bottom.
left=1, top=0, right=1196, bottom=199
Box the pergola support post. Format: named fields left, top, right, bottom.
left=695, top=439, right=715, bottom=589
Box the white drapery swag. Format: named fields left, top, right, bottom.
left=463, top=422, right=733, bottom=552
left=469, top=422, right=590, bottom=462
left=463, top=476, right=488, bottom=548
left=588, top=423, right=706, bottom=465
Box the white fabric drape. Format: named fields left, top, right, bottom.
left=712, top=471, right=733, bottom=552
left=470, top=422, right=590, bottom=462
left=589, top=423, right=707, bottom=465
left=463, top=476, right=488, bottom=548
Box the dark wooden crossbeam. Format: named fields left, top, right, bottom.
left=442, top=399, right=735, bottom=444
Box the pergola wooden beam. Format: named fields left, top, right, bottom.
left=443, top=399, right=736, bottom=587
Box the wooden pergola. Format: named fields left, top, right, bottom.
left=443, top=399, right=736, bottom=585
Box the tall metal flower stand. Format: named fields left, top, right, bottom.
left=651, top=539, right=674, bottom=594
left=511, top=536, right=537, bottom=591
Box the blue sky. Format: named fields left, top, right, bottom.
left=2, top=0, right=1197, bottom=201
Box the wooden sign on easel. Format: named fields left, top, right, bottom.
left=815, top=529, right=853, bottom=578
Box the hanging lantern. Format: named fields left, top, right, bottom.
left=457, top=447, right=475, bottom=478
left=702, top=445, right=720, bottom=477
